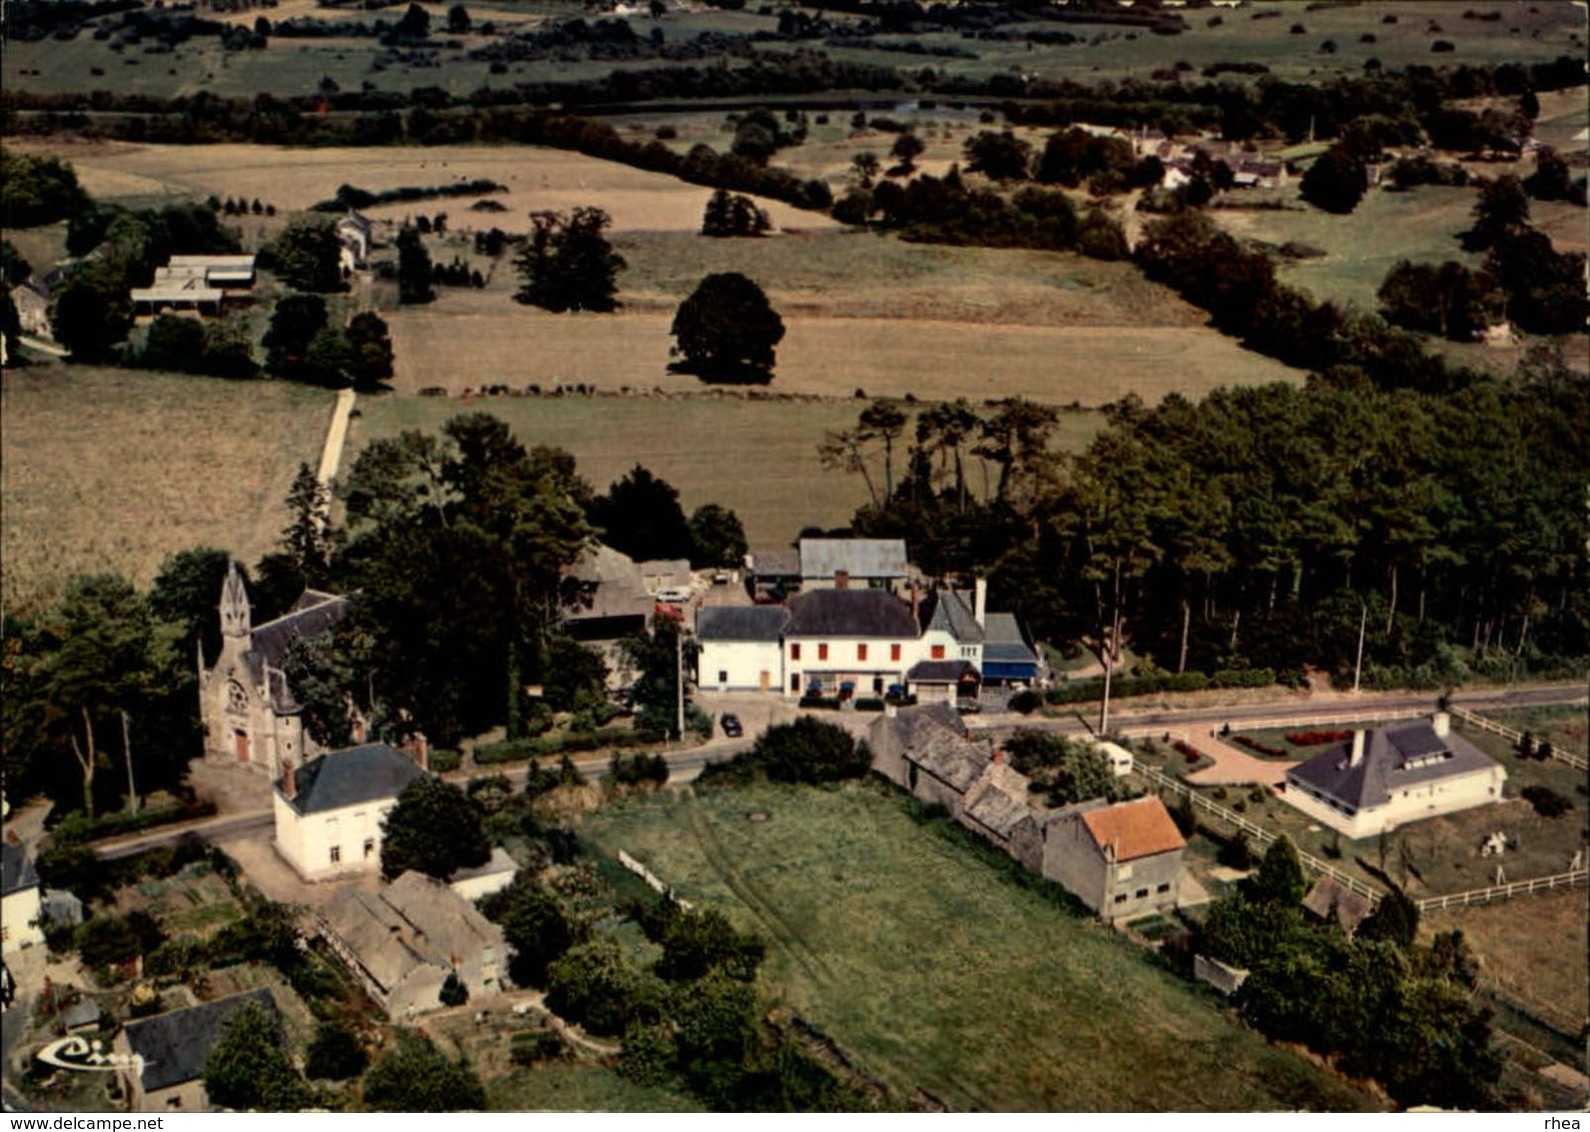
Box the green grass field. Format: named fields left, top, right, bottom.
left=1212, top=183, right=1484, bottom=314
left=483, top=1062, right=705, bottom=1113
left=348, top=392, right=1102, bottom=548
left=0, top=364, right=332, bottom=614
left=578, top=779, right=1379, bottom=1112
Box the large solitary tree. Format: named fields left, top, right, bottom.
left=670, top=272, right=784, bottom=383
left=513, top=207, right=625, bottom=312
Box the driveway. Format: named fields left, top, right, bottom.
left=1176, top=730, right=1297, bottom=787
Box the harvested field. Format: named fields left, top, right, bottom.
left=2, top=139, right=837, bottom=235
left=1423, top=887, right=1590, bottom=1036
left=384, top=298, right=1298, bottom=404
left=580, top=779, right=1380, bottom=1112
left=349, top=393, right=1101, bottom=547
left=1, top=365, right=331, bottom=614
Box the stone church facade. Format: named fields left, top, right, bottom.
left=198, top=562, right=351, bottom=779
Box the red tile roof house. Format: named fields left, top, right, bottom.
left=1041, top=797, right=1188, bottom=924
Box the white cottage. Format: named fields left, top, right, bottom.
left=273, top=743, right=426, bottom=881
left=1282, top=714, right=1506, bottom=839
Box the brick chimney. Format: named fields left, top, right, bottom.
left=835, top=569, right=849, bottom=589
left=282, top=759, right=297, bottom=800
left=407, top=732, right=429, bottom=772
left=1348, top=730, right=1366, bottom=768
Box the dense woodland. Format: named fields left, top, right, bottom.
left=829, top=348, right=1587, bottom=690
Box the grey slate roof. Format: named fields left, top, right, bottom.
left=246, top=591, right=351, bottom=694
left=962, top=765, right=1033, bottom=839
left=787, top=589, right=918, bottom=638
left=750, top=547, right=801, bottom=577
left=563, top=543, right=653, bottom=623
left=123, top=988, right=278, bottom=1093
left=914, top=735, right=991, bottom=793
left=1, top=842, right=39, bottom=897
left=920, top=589, right=984, bottom=643
left=697, top=605, right=790, bottom=642
left=1286, top=720, right=1499, bottom=813
left=982, top=612, right=1038, bottom=664
left=283, top=743, right=425, bottom=816
left=323, top=872, right=503, bottom=996
left=907, top=659, right=980, bottom=683
left=798, top=538, right=908, bottom=581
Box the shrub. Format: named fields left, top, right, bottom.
left=509, top=1029, right=567, bottom=1066
left=1233, top=735, right=1288, bottom=758
left=1520, top=785, right=1573, bottom=818
left=1284, top=729, right=1351, bottom=746
left=306, top=1021, right=369, bottom=1080
left=853, top=696, right=885, bottom=712
left=1008, top=689, right=1041, bottom=714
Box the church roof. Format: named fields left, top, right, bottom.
left=244, top=591, right=351, bottom=695
left=281, top=743, right=425, bottom=816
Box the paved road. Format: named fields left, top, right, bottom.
left=970, top=684, right=1588, bottom=743
left=89, top=683, right=1584, bottom=862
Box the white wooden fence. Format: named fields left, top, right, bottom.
left=1133, top=762, right=1383, bottom=903
left=1414, top=867, right=1588, bottom=912
left=1118, top=708, right=1424, bottom=740
left=1449, top=705, right=1589, bottom=772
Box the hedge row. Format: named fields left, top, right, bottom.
left=1043, top=668, right=1274, bottom=704
left=1284, top=729, right=1351, bottom=747
left=474, top=726, right=663, bottom=765
left=53, top=798, right=217, bottom=844
left=1232, top=735, right=1288, bottom=759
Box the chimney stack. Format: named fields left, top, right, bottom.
left=835, top=569, right=849, bottom=590
left=282, top=759, right=297, bottom=800
left=1432, top=711, right=1450, bottom=738
left=1348, top=730, right=1366, bottom=768
left=974, top=578, right=987, bottom=627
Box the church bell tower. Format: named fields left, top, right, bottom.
left=220, top=560, right=252, bottom=640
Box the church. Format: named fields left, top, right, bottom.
left=198, top=562, right=351, bottom=779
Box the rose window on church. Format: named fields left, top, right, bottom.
left=226, top=680, right=250, bottom=715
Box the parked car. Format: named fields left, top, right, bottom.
left=656, top=586, right=692, bottom=603
left=721, top=713, right=743, bottom=738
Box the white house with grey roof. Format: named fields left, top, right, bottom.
left=273, top=742, right=426, bottom=881
left=1282, top=714, right=1505, bottom=839
left=697, top=605, right=791, bottom=692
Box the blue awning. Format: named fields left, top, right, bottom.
left=984, top=661, right=1038, bottom=681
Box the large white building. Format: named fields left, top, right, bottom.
left=273, top=743, right=426, bottom=881
left=1282, top=714, right=1506, bottom=839
left=696, top=577, right=1039, bottom=702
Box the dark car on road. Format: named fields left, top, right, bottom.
left=721, top=713, right=743, bottom=738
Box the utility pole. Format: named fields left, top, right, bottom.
left=1351, top=603, right=1367, bottom=694
left=1099, top=622, right=1114, bottom=738
left=122, top=710, right=139, bottom=814
left=675, top=625, right=685, bottom=742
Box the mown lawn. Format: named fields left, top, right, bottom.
left=580, top=778, right=1379, bottom=1112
